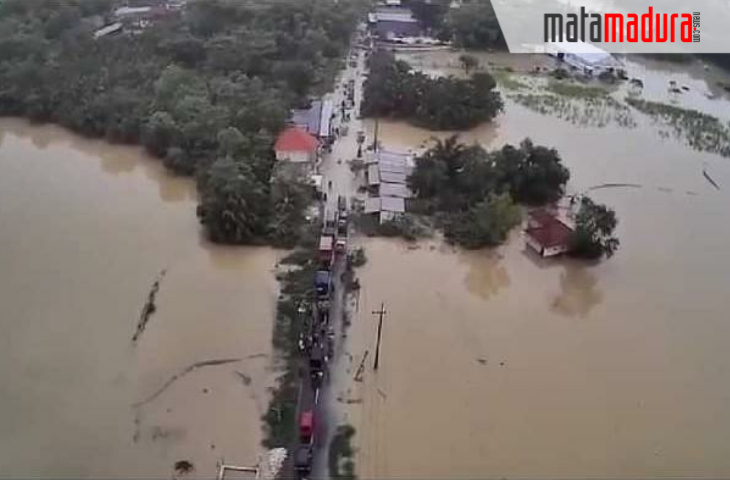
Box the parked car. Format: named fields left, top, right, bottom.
left=294, top=445, right=314, bottom=478
left=315, top=270, right=332, bottom=298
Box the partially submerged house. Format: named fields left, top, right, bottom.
left=546, top=40, right=621, bottom=76
left=366, top=150, right=414, bottom=197
left=274, top=127, right=320, bottom=178
left=524, top=210, right=575, bottom=258
left=364, top=149, right=413, bottom=223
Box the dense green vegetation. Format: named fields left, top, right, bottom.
left=328, top=425, right=357, bottom=480
left=361, top=50, right=503, bottom=130
left=444, top=193, right=521, bottom=249
left=400, top=0, right=504, bottom=48
left=446, top=0, right=504, bottom=49
left=569, top=197, right=620, bottom=259
left=0, top=0, right=362, bottom=245
left=409, top=136, right=570, bottom=248
left=263, top=231, right=320, bottom=448
left=626, top=97, right=730, bottom=158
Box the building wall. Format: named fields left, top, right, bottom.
left=275, top=150, right=313, bottom=164
left=376, top=21, right=421, bottom=39
left=525, top=235, right=544, bottom=255
left=525, top=235, right=569, bottom=257
left=544, top=245, right=569, bottom=257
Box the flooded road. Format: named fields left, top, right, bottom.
left=333, top=53, right=730, bottom=478
left=0, top=119, right=278, bottom=478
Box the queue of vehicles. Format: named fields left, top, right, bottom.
left=294, top=196, right=350, bottom=478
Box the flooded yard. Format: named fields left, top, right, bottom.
left=0, top=119, right=279, bottom=477
left=334, top=52, right=730, bottom=477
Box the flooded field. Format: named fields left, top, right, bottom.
left=336, top=53, right=730, bottom=477
left=0, top=119, right=279, bottom=477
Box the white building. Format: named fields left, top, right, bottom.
left=546, top=40, right=621, bottom=75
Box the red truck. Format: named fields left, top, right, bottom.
left=299, top=410, right=315, bottom=444
left=319, top=235, right=334, bottom=268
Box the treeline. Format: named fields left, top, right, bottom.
left=361, top=50, right=503, bottom=130
left=409, top=136, right=619, bottom=258
left=403, top=0, right=505, bottom=49
left=0, top=0, right=363, bottom=246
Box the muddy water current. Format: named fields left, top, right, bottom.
left=0, top=119, right=280, bottom=478
left=333, top=54, right=730, bottom=478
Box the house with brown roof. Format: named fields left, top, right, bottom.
left=524, top=210, right=574, bottom=257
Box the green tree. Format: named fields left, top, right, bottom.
left=361, top=50, right=502, bottom=130
left=569, top=197, right=620, bottom=259
left=143, top=111, right=179, bottom=157
left=217, top=126, right=247, bottom=158
left=494, top=139, right=570, bottom=205
left=197, top=158, right=270, bottom=244
left=447, top=1, right=504, bottom=49
left=268, top=178, right=313, bottom=248
left=459, top=54, right=479, bottom=74
left=445, top=193, right=521, bottom=249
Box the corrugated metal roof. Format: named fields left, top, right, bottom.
left=364, top=197, right=381, bottom=213
left=367, top=164, right=380, bottom=185
left=379, top=182, right=411, bottom=198
left=275, top=127, right=319, bottom=152
left=381, top=196, right=405, bottom=213
left=380, top=171, right=407, bottom=184
left=375, top=12, right=418, bottom=23
left=291, top=101, right=322, bottom=137
left=364, top=196, right=405, bottom=214
left=319, top=100, right=334, bottom=138
left=378, top=150, right=412, bottom=164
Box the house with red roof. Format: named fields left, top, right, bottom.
left=274, top=127, right=320, bottom=176
left=524, top=209, right=575, bottom=257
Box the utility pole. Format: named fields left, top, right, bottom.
left=372, top=303, right=386, bottom=370
left=372, top=117, right=379, bottom=153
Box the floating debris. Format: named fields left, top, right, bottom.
left=174, top=460, right=195, bottom=475
left=133, top=358, right=241, bottom=408
left=703, top=169, right=721, bottom=190
left=132, top=269, right=167, bottom=343
left=588, top=183, right=643, bottom=191
left=235, top=370, right=252, bottom=386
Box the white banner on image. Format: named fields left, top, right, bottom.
left=492, top=0, right=727, bottom=53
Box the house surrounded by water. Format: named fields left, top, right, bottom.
left=524, top=209, right=575, bottom=257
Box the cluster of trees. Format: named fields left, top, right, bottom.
left=361, top=50, right=503, bottom=130
left=445, top=0, right=504, bottom=49
left=569, top=197, right=620, bottom=259
left=0, top=0, right=363, bottom=245
left=408, top=136, right=570, bottom=249
left=398, top=0, right=505, bottom=48
left=409, top=136, right=619, bottom=258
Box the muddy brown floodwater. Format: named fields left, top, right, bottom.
left=0, top=119, right=279, bottom=478
left=332, top=53, right=730, bottom=478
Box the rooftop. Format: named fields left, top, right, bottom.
left=525, top=217, right=574, bottom=249
left=379, top=182, right=411, bottom=198
left=364, top=196, right=406, bottom=214
left=274, top=128, right=319, bottom=153
left=374, top=11, right=418, bottom=23
left=291, top=100, right=322, bottom=137
left=549, top=40, right=620, bottom=67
